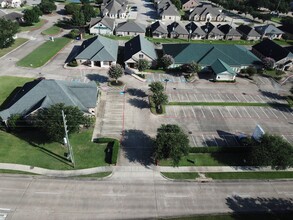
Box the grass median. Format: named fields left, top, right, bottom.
left=161, top=172, right=199, bottom=179
left=17, top=37, right=71, bottom=68
left=41, top=25, right=62, bottom=36
left=205, top=172, right=293, bottom=180
left=0, top=38, right=29, bottom=58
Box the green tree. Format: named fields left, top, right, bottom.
left=137, top=59, right=150, bottom=72
left=32, top=6, right=43, bottom=16
left=154, top=124, right=189, bottom=166
left=158, top=54, right=174, bottom=70
left=38, top=0, right=57, bottom=14
left=7, top=114, right=22, bottom=131
left=71, top=10, right=86, bottom=26
left=250, top=134, right=293, bottom=170
left=64, top=3, right=81, bottom=15
left=181, top=61, right=200, bottom=73
left=263, top=57, right=275, bottom=70
left=149, top=82, right=164, bottom=94
left=0, top=18, right=19, bottom=48
left=108, top=64, right=124, bottom=83
left=23, top=9, right=40, bottom=25
left=35, top=103, right=89, bottom=142
left=246, top=66, right=257, bottom=76
left=171, top=0, right=181, bottom=10
left=82, top=3, right=97, bottom=22
left=152, top=91, right=168, bottom=113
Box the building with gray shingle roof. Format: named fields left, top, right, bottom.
left=0, top=79, right=98, bottom=122
left=124, top=35, right=157, bottom=68
left=185, top=22, right=206, bottom=39
left=115, top=20, right=146, bottom=37
left=89, top=17, right=115, bottom=35
left=75, top=35, right=118, bottom=67
left=168, top=21, right=189, bottom=39
left=236, top=24, right=261, bottom=40
left=102, top=0, right=127, bottom=19
left=201, top=22, right=224, bottom=40
left=158, top=1, right=181, bottom=22
left=218, top=24, right=242, bottom=40
left=188, top=4, right=224, bottom=22
left=149, top=21, right=168, bottom=38
left=254, top=24, right=284, bottom=40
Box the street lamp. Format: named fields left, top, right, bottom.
left=164, top=78, right=170, bottom=91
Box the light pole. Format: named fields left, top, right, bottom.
left=164, top=78, right=170, bottom=91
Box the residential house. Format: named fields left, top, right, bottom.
left=181, top=0, right=200, bottom=11
left=252, top=39, right=293, bottom=71
left=162, top=43, right=260, bottom=71
left=236, top=25, right=261, bottom=40
left=0, top=11, right=23, bottom=23
left=75, top=35, right=118, bottom=68
left=185, top=22, right=206, bottom=39
left=254, top=24, right=284, bottom=40
left=168, top=21, right=189, bottom=39
left=211, top=59, right=236, bottom=81
left=124, top=35, right=157, bottom=68
left=158, top=1, right=181, bottom=22
left=188, top=4, right=224, bottom=22
left=201, top=22, right=224, bottom=40
left=149, top=21, right=168, bottom=38
left=0, top=0, right=21, bottom=8
left=88, top=17, right=115, bottom=35
left=102, top=0, right=127, bottom=19
left=115, top=20, right=146, bottom=37
left=218, top=24, right=242, bottom=40
left=278, top=25, right=293, bottom=40
left=0, top=79, right=98, bottom=124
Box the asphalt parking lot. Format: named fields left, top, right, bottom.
left=147, top=73, right=186, bottom=83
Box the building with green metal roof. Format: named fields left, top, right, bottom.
left=211, top=59, right=236, bottom=81
left=162, top=43, right=261, bottom=72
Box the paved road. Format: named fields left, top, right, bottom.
left=0, top=173, right=292, bottom=220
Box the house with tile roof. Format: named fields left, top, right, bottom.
left=149, top=21, right=168, bottom=38
left=0, top=79, right=98, bottom=123
left=124, top=35, right=157, bottom=68
left=102, top=0, right=127, bottom=19
left=75, top=35, right=118, bottom=68
left=185, top=22, right=206, bottom=39
left=162, top=43, right=260, bottom=72
left=252, top=39, right=293, bottom=71
left=168, top=21, right=189, bottom=39
left=201, top=22, right=224, bottom=40
left=211, top=59, right=236, bottom=81
left=254, top=24, right=284, bottom=40
left=115, top=20, right=146, bottom=36
left=236, top=25, right=261, bottom=41
left=218, top=24, right=242, bottom=40
left=181, top=0, right=200, bottom=11
left=88, top=17, right=115, bottom=35
left=188, top=4, right=224, bottom=22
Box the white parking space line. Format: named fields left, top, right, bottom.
left=233, top=135, right=240, bottom=145
left=172, top=106, right=177, bottom=117
left=258, top=77, right=265, bottom=84
left=282, top=135, right=289, bottom=142
left=192, top=94, right=197, bottom=101
left=217, top=94, right=223, bottom=102
left=208, top=107, right=215, bottom=118
left=213, top=135, right=218, bottom=146
left=226, top=107, right=233, bottom=117
left=242, top=94, right=249, bottom=102
left=284, top=107, right=293, bottom=116
left=191, top=107, right=196, bottom=118
left=257, top=95, right=265, bottom=102
left=218, top=108, right=224, bottom=118
left=233, top=94, right=240, bottom=102
left=200, top=107, right=206, bottom=118
left=235, top=107, right=242, bottom=117
left=226, top=94, right=231, bottom=102
left=268, top=108, right=278, bottom=118
left=177, top=93, right=181, bottom=101
left=185, top=93, right=189, bottom=101
left=249, top=95, right=257, bottom=102
left=191, top=136, right=197, bottom=147
left=203, top=94, right=208, bottom=102
left=260, top=108, right=269, bottom=118
left=181, top=106, right=187, bottom=117
left=202, top=135, right=207, bottom=146
left=277, top=108, right=287, bottom=119
left=251, top=107, right=261, bottom=118
left=158, top=73, right=162, bottom=82
left=152, top=74, right=155, bottom=82
left=243, top=108, right=251, bottom=118
left=172, top=76, right=176, bottom=82
left=169, top=93, right=173, bottom=102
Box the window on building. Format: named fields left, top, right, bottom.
left=139, top=54, right=144, bottom=59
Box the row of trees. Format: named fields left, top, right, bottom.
left=149, top=82, right=168, bottom=114
left=65, top=3, right=99, bottom=26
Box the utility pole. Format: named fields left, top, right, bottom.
left=62, top=110, right=75, bottom=167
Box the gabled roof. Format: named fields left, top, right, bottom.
left=168, top=22, right=189, bottom=35
left=105, top=0, right=126, bottom=15
left=254, top=24, right=284, bottom=35
left=159, top=2, right=180, bottom=17
left=150, top=21, right=168, bottom=34
left=162, top=43, right=260, bottom=66
left=252, top=39, right=293, bottom=62
left=218, top=24, right=241, bottom=36
left=89, top=17, right=115, bottom=30
left=0, top=79, right=98, bottom=121
left=115, top=20, right=145, bottom=33
left=124, top=35, right=157, bottom=61
left=236, top=25, right=261, bottom=37
left=211, top=59, right=236, bottom=75
left=201, top=23, right=224, bottom=35
left=2, top=12, right=23, bottom=21
left=189, top=4, right=222, bottom=18
left=186, top=22, right=206, bottom=35
left=75, top=35, right=118, bottom=61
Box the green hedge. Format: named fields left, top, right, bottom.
left=188, top=146, right=252, bottom=153
left=93, top=137, right=116, bottom=143
left=112, top=140, right=119, bottom=165
left=93, top=138, right=120, bottom=164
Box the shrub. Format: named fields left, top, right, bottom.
left=181, top=61, right=200, bottom=73
left=67, top=29, right=80, bottom=39
left=276, top=69, right=285, bottom=75
left=263, top=57, right=275, bottom=70
left=246, top=66, right=257, bottom=76
left=158, top=54, right=174, bottom=70
left=93, top=137, right=116, bottom=143
left=111, top=140, right=120, bottom=164
left=137, top=59, right=150, bottom=72
left=68, top=60, right=78, bottom=67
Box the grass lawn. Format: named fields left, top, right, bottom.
left=159, top=153, right=247, bottom=166
left=0, top=169, right=38, bottom=175
left=41, top=25, right=62, bottom=36
left=17, top=37, right=71, bottom=68
left=205, top=172, right=293, bottom=180
left=76, top=172, right=112, bottom=178
left=271, top=17, right=282, bottom=23
left=20, top=19, right=47, bottom=32
left=0, top=76, right=34, bottom=106
left=0, top=38, right=29, bottom=58
left=273, top=39, right=293, bottom=46
left=103, top=35, right=132, bottom=41
left=0, top=128, right=110, bottom=170
left=161, top=172, right=199, bottom=179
